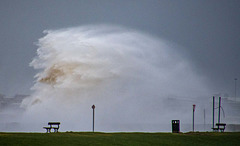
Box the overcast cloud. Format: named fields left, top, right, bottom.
left=0, top=0, right=240, bottom=96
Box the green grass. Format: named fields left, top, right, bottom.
left=0, top=132, right=239, bottom=146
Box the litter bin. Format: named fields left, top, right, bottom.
left=172, top=120, right=180, bottom=133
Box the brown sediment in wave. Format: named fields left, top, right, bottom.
left=39, top=65, right=64, bottom=84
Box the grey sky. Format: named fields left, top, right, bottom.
left=0, top=0, right=239, bottom=96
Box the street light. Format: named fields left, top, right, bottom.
left=92, top=105, right=95, bottom=132
left=193, top=104, right=196, bottom=132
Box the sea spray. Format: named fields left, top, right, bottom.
left=20, top=25, right=211, bottom=132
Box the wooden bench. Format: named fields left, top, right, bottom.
left=43, top=122, right=60, bottom=133
left=216, top=123, right=226, bottom=132
left=212, top=123, right=226, bottom=132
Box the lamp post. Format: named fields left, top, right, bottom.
left=92, top=105, right=95, bottom=132
left=212, top=96, right=215, bottom=130
left=193, top=104, right=196, bottom=132
left=204, top=108, right=206, bottom=131
left=218, top=97, right=221, bottom=124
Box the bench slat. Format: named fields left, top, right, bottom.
left=48, top=122, right=60, bottom=124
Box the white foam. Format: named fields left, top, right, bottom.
left=18, top=25, right=210, bottom=132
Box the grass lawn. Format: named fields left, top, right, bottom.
left=0, top=132, right=239, bottom=146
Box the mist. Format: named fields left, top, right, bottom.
left=3, top=25, right=214, bottom=132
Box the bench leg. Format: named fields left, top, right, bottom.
left=45, top=128, right=50, bottom=133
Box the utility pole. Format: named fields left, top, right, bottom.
left=204, top=108, right=206, bottom=131
left=92, top=105, right=95, bottom=132
left=193, top=104, right=196, bottom=132
left=212, top=96, right=215, bottom=130
left=218, top=97, right=221, bottom=124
